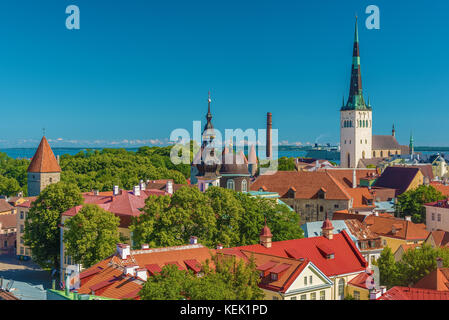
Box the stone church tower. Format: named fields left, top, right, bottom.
left=340, top=17, right=372, bottom=168
left=27, top=136, right=61, bottom=196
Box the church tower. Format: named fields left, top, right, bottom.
left=340, top=17, right=372, bottom=168
left=27, top=136, right=61, bottom=196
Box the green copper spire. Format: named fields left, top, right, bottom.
left=341, top=17, right=371, bottom=111
left=409, top=132, right=414, bottom=155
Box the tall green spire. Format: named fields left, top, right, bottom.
left=409, top=132, right=414, bottom=155
left=341, top=16, right=370, bottom=111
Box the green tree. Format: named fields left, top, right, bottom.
left=23, top=182, right=83, bottom=271
left=0, top=175, right=21, bottom=196
left=396, top=185, right=445, bottom=223
left=376, top=247, right=399, bottom=288
left=277, top=157, right=296, bottom=171
left=139, top=253, right=264, bottom=300
left=63, top=204, right=120, bottom=268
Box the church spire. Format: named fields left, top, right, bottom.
left=392, top=124, right=396, bottom=137
left=202, top=91, right=215, bottom=148
left=342, top=16, right=370, bottom=111
left=409, top=132, right=414, bottom=155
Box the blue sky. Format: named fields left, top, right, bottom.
left=0, top=0, right=448, bottom=147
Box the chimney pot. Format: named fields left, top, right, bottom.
left=216, top=243, right=223, bottom=250
left=113, top=185, right=120, bottom=196
left=141, top=244, right=149, bottom=250
left=133, top=185, right=141, bottom=196
left=116, top=243, right=131, bottom=260
left=189, top=236, right=198, bottom=245
left=166, top=180, right=174, bottom=194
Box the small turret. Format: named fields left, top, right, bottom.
left=260, top=218, right=273, bottom=248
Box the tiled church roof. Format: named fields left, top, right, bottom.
left=27, top=136, right=61, bottom=173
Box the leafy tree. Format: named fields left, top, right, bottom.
left=0, top=175, right=21, bottom=196
left=23, top=182, right=83, bottom=270
left=396, top=185, right=445, bottom=223
left=139, top=253, right=264, bottom=300
left=376, top=247, right=399, bottom=288
left=131, top=186, right=303, bottom=249
left=277, top=157, right=296, bottom=171
left=378, top=244, right=449, bottom=288
left=63, top=204, right=120, bottom=268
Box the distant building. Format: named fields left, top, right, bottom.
left=0, top=212, right=17, bottom=255
left=425, top=230, right=449, bottom=248
left=373, top=166, right=424, bottom=197
left=424, top=198, right=449, bottom=232
left=27, top=136, right=61, bottom=197
left=250, top=169, right=376, bottom=222
left=339, top=19, right=407, bottom=168
left=15, top=197, right=37, bottom=260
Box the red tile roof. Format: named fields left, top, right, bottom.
left=0, top=214, right=17, bottom=230
left=348, top=270, right=374, bottom=289
left=379, top=286, right=449, bottom=300
left=0, top=199, right=13, bottom=213
left=426, top=230, right=449, bottom=248
left=424, top=198, right=449, bottom=209
left=222, top=230, right=367, bottom=277
left=27, top=136, right=61, bottom=173
left=413, top=268, right=449, bottom=291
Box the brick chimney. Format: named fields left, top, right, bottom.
left=260, top=219, right=273, bottom=248
left=135, top=268, right=148, bottom=281
left=352, top=169, right=357, bottom=188
left=266, top=112, right=272, bottom=159
left=113, top=185, right=120, bottom=196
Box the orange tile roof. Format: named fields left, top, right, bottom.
left=427, top=230, right=449, bottom=248
left=413, top=268, right=449, bottom=291
left=0, top=199, right=14, bottom=213
left=0, top=214, right=17, bottom=230
left=250, top=171, right=352, bottom=200
left=364, top=215, right=429, bottom=240
left=27, top=136, right=61, bottom=173
left=324, top=169, right=378, bottom=189
left=78, top=244, right=214, bottom=300
left=430, top=182, right=449, bottom=197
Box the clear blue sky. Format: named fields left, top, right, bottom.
left=0, top=0, right=448, bottom=147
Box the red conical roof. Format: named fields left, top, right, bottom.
left=27, top=136, right=61, bottom=173
left=260, top=219, right=273, bottom=237
left=322, top=218, right=334, bottom=230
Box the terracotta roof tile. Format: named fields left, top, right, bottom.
left=364, top=215, right=429, bottom=240
left=0, top=214, right=17, bottom=230
left=413, top=268, right=449, bottom=291
left=27, top=136, right=61, bottom=173
left=379, top=286, right=449, bottom=300
left=0, top=199, right=14, bottom=213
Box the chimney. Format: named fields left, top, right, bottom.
left=93, top=189, right=99, bottom=196
left=352, top=169, right=357, bottom=188
left=405, top=216, right=411, bottom=222
left=116, top=243, right=131, bottom=260
left=260, top=219, right=273, bottom=248
left=322, top=216, right=334, bottom=240
left=139, top=180, right=146, bottom=191
left=135, top=268, right=148, bottom=281
left=216, top=243, right=223, bottom=250
left=166, top=180, right=173, bottom=195
left=113, top=185, right=120, bottom=196
left=189, top=236, right=198, bottom=245
left=437, top=257, right=444, bottom=269
left=56, top=155, right=60, bottom=165
left=141, top=244, right=149, bottom=250
left=133, top=185, right=141, bottom=196
left=266, top=112, right=272, bottom=159
left=124, top=265, right=138, bottom=276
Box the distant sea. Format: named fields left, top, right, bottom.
left=0, top=147, right=445, bottom=162
left=0, top=147, right=308, bottom=160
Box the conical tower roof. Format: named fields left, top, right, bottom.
left=248, top=144, right=257, bottom=164
left=27, top=136, right=61, bottom=173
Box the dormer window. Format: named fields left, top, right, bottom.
left=271, top=273, right=278, bottom=281
left=328, top=254, right=335, bottom=259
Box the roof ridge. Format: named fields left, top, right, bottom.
left=325, top=170, right=352, bottom=200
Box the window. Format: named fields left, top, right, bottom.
left=49, top=178, right=53, bottom=183
left=300, top=294, right=306, bottom=300
left=310, top=292, right=316, bottom=300
left=241, top=179, right=247, bottom=192
left=20, top=247, right=24, bottom=255
left=320, top=206, right=323, bottom=212
left=309, top=275, right=313, bottom=284
left=226, top=179, right=235, bottom=190
left=272, top=296, right=279, bottom=300
left=20, top=225, right=24, bottom=233
left=20, top=211, right=24, bottom=219
left=334, top=204, right=339, bottom=209
left=320, top=291, right=325, bottom=300
left=371, top=256, right=376, bottom=264
left=338, top=278, right=345, bottom=299
left=271, top=273, right=278, bottom=281
left=304, top=277, right=307, bottom=285
left=438, top=214, right=441, bottom=222
left=383, top=239, right=387, bottom=246
left=354, top=291, right=360, bottom=300
left=20, top=238, right=24, bottom=244
left=3, top=240, right=7, bottom=247
left=291, top=296, right=297, bottom=300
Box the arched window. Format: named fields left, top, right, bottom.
left=338, top=278, right=345, bottom=300
left=227, top=179, right=235, bottom=190
left=241, top=179, right=247, bottom=192
left=380, top=151, right=384, bottom=157
left=362, top=151, right=365, bottom=159
left=347, top=153, right=351, bottom=167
